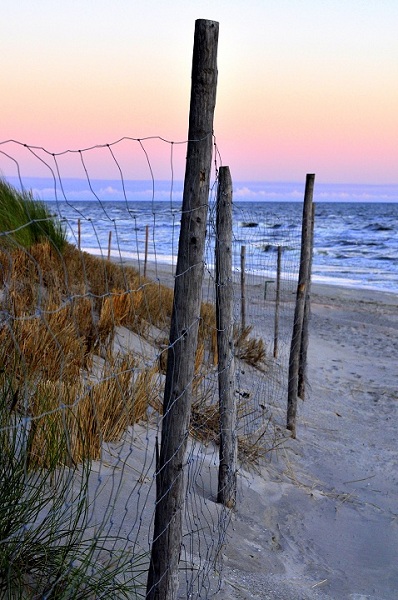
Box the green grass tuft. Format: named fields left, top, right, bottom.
left=0, top=178, right=67, bottom=251
left=0, top=382, right=147, bottom=598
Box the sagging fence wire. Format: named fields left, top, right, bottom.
left=0, top=134, right=306, bottom=599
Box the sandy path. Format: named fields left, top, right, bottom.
left=104, top=258, right=398, bottom=599
left=212, top=284, right=398, bottom=600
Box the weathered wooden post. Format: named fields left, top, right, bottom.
left=298, top=203, right=315, bottom=399
left=146, top=19, right=219, bottom=600
left=273, top=245, right=282, bottom=359
left=77, top=218, right=81, bottom=251
left=107, top=230, right=112, bottom=261
left=287, top=174, right=315, bottom=437
left=215, top=166, right=236, bottom=508
left=240, top=245, right=246, bottom=332
left=144, top=224, right=149, bottom=278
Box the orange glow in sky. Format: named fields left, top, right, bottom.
left=2, top=0, right=398, bottom=184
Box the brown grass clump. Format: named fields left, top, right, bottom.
left=29, top=241, right=65, bottom=291
left=27, top=354, right=137, bottom=465
left=237, top=424, right=288, bottom=467
left=156, top=339, right=206, bottom=393
left=190, top=394, right=286, bottom=467
left=132, top=282, right=174, bottom=330
left=97, top=296, right=117, bottom=353
left=193, top=340, right=207, bottom=394
left=72, top=247, right=132, bottom=295
left=0, top=243, right=67, bottom=310
left=120, top=288, right=150, bottom=336
left=109, top=289, right=132, bottom=324
left=69, top=294, right=96, bottom=355
left=234, top=325, right=266, bottom=367
left=190, top=398, right=219, bottom=445
left=1, top=236, right=257, bottom=469
left=15, top=351, right=164, bottom=467
left=0, top=305, right=87, bottom=383
left=131, top=365, right=162, bottom=421
left=89, top=354, right=134, bottom=443
left=27, top=380, right=100, bottom=467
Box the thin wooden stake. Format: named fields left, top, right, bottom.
left=77, top=219, right=81, bottom=251
left=273, top=245, right=282, bottom=359
left=107, top=230, right=112, bottom=261
left=298, top=203, right=315, bottom=399
left=144, top=224, right=149, bottom=278
left=240, top=245, right=246, bottom=332
left=287, top=174, right=315, bottom=437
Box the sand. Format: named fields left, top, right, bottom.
left=212, top=282, right=398, bottom=600
left=96, top=260, right=398, bottom=599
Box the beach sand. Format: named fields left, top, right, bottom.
left=211, top=282, right=398, bottom=600
left=98, top=260, right=398, bottom=599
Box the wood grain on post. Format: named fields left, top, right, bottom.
left=146, top=19, right=219, bottom=600
left=287, top=174, right=315, bottom=437
left=298, top=203, right=315, bottom=399
left=215, top=166, right=237, bottom=508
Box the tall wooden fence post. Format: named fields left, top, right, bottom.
left=287, top=174, right=315, bottom=437
left=298, top=203, right=315, bottom=399
left=146, top=19, right=219, bottom=600
left=240, top=245, right=246, bottom=332
left=215, top=166, right=236, bottom=508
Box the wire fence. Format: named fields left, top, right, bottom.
left=0, top=135, right=308, bottom=598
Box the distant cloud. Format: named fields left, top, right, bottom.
left=234, top=184, right=304, bottom=201
left=99, top=186, right=120, bottom=195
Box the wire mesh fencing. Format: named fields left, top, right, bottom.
left=0, top=137, right=305, bottom=598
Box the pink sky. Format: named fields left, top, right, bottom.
left=2, top=1, right=398, bottom=184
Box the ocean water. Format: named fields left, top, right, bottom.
left=43, top=199, right=398, bottom=294
left=4, top=176, right=398, bottom=293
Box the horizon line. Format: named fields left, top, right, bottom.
left=4, top=175, right=398, bottom=188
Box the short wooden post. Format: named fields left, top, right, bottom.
left=298, top=203, right=315, bottom=399
left=144, top=224, right=149, bottom=278
left=107, top=230, right=112, bottom=261
left=77, top=219, right=81, bottom=251
left=240, top=245, right=246, bottom=332
left=273, top=245, right=282, bottom=359
left=146, top=19, right=219, bottom=600
left=264, top=280, right=274, bottom=300
left=215, top=166, right=236, bottom=508
left=287, top=174, right=315, bottom=437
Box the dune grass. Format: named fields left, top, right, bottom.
left=0, top=177, right=274, bottom=597
left=0, top=234, right=268, bottom=467
left=0, top=178, right=67, bottom=251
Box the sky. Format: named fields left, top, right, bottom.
left=1, top=0, right=398, bottom=185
